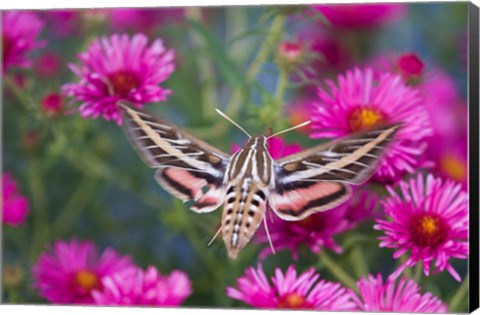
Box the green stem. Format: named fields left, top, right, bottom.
left=319, top=251, right=358, bottom=292
left=275, top=70, right=288, bottom=104
left=413, top=263, right=423, bottom=282
left=28, top=158, right=49, bottom=261
left=7, top=288, right=19, bottom=303
left=186, top=7, right=218, bottom=121
left=449, top=273, right=469, bottom=312
left=4, top=77, right=42, bottom=120
left=399, top=255, right=412, bottom=279
left=349, top=246, right=369, bottom=278
left=52, top=176, right=97, bottom=237
left=225, top=13, right=286, bottom=116
left=193, top=13, right=286, bottom=138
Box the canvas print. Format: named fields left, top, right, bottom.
left=1, top=2, right=477, bottom=312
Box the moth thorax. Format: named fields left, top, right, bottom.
left=221, top=184, right=266, bottom=259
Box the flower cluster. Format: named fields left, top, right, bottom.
left=32, top=239, right=192, bottom=306
left=351, top=274, right=447, bottom=312
left=310, top=67, right=433, bottom=183
left=2, top=11, right=46, bottom=72
left=227, top=265, right=447, bottom=312
left=375, top=174, right=468, bottom=281
left=227, top=264, right=356, bottom=310
left=2, top=173, right=30, bottom=226
left=62, top=33, right=175, bottom=125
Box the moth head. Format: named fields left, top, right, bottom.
left=246, top=135, right=269, bottom=149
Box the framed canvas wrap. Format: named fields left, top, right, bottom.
left=1, top=1, right=479, bottom=313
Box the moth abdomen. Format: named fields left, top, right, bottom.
left=221, top=184, right=266, bottom=259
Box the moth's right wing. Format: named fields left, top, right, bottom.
left=268, top=124, right=401, bottom=221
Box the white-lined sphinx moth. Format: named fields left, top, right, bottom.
left=120, top=102, right=401, bottom=259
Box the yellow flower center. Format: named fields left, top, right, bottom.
left=409, top=214, right=449, bottom=248
left=439, top=154, right=466, bottom=182
left=108, top=70, right=140, bottom=98
left=348, top=106, right=386, bottom=132
left=74, top=269, right=100, bottom=292
left=278, top=293, right=311, bottom=309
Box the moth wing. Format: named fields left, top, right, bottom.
left=269, top=123, right=401, bottom=221
left=120, top=102, right=229, bottom=213
left=275, top=123, right=401, bottom=185
left=268, top=181, right=351, bottom=221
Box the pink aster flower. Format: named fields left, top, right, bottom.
left=32, top=239, right=133, bottom=304
left=92, top=265, right=192, bottom=306
left=257, top=190, right=377, bottom=259
left=428, top=132, right=468, bottom=188
left=2, top=173, right=29, bottom=226
left=375, top=174, right=468, bottom=281
left=351, top=273, right=447, bottom=312
left=2, top=11, right=46, bottom=73
left=62, top=33, right=175, bottom=125
left=313, top=4, right=407, bottom=29
left=227, top=264, right=355, bottom=310
left=422, top=69, right=466, bottom=141
left=310, top=67, right=433, bottom=183
left=108, top=8, right=184, bottom=33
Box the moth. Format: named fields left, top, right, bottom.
left=119, top=101, right=401, bottom=259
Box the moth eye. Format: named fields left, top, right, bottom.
left=208, top=155, right=221, bottom=164
left=283, top=162, right=299, bottom=172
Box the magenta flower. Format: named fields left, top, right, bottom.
left=2, top=11, right=46, bottom=73
left=33, top=239, right=133, bottom=304
left=313, top=4, right=407, bottom=28
left=310, top=67, right=433, bottom=183
left=256, top=191, right=377, bottom=259
left=227, top=264, right=356, bottom=310
left=92, top=266, right=192, bottom=306
left=370, top=52, right=425, bottom=84
left=422, top=69, right=466, bottom=141
left=2, top=173, right=29, bottom=226
left=108, top=8, right=184, bottom=33
left=41, top=93, right=64, bottom=116
left=34, top=52, right=62, bottom=78
left=375, top=174, right=468, bottom=281
left=40, top=10, right=80, bottom=37
left=351, top=274, right=447, bottom=312
left=396, top=53, right=425, bottom=81
left=428, top=133, right=468, bottom=188
left=62, top=33, right=175, bottom=125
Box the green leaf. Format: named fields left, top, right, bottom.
left=227, top=28, right=267, bottom=47
left=187, top=19, right=245, bottom=86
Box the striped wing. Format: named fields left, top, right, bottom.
left=269, top=124, right=401, bottom=220
left=120, top=102, right=229, bottom=213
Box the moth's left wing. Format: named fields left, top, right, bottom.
left=120, top=102, right=229, bottom=213
left=269, top=124, right=401, bottom=221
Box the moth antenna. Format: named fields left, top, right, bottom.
left=268, top=204, right=274, bottom=224
left=267, top=120, right=311, bottom=139
left=215, top=109, right=251, bottom=138
left=208, top=225, right=223, bottom=247
left=263, top=214, right=276, bottom=255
